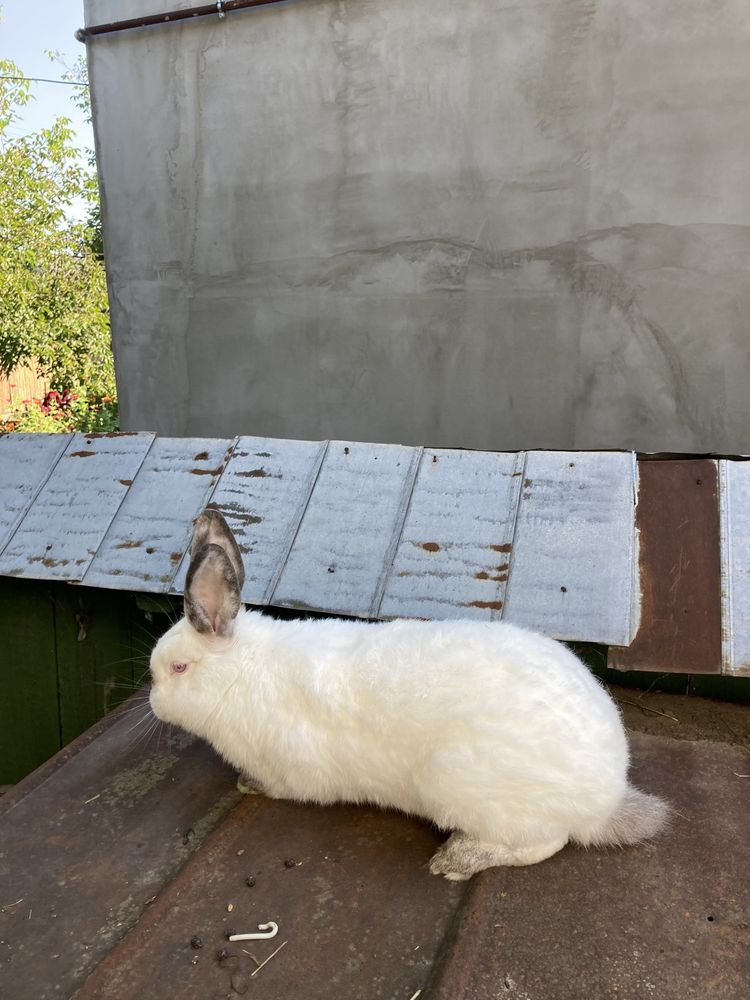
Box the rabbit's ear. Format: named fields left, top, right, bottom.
left=190, top=508, right=245, bottom=591
left=184, top=543, right=242, bottom=637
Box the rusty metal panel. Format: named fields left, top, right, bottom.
left=0, top=704, right=242, bottom=1000
left=0, top=432, right=71, bottom=556
left=720, top=460, right=750, bottom=676
left=0, top=432, right=154, bottom=581
left=378, top=449, right=524, bottom=620
left=502, top=451, right=637, bottom=645
left=271, top=441, right=421, bottom=618
left=72, top=795, right=464, bottom=1000
left=83, top=437, right=236, bottom=592
left=171, top=436, right=327, bottom=605
left=609, top=460, right=722, bottom=673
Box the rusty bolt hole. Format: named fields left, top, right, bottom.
left=696, top=478, right=703, bottom=485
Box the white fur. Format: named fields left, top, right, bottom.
left=150, top=611, right=667, bottom=876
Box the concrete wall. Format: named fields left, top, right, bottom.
left=85, top=0, right=750, bottom=452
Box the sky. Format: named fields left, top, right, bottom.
left=1, top=0, right=93, bottom=153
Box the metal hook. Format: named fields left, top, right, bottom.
left=216, top=0, right=226, bottom=18
left=228, top=922, right=279, bottom=942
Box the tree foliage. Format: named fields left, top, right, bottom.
left=0, top=58, right=116, bottom=432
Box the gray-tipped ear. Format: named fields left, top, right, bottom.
left=184, top=543, right=241, bottom=637
left=190, top=508, right=245, bottom=591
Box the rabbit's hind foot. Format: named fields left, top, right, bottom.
left=428, top=830, right=567, bottom=880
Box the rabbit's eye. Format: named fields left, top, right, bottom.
left=171, top=662, right=189, bottom=675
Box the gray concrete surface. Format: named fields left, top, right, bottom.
left=85, top=0, right=750, bottom=451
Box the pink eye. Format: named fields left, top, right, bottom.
left=171, top=662, right=189, bottom=675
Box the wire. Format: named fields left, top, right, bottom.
left=0, top=75, right=88, bottom=87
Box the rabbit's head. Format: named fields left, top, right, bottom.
left=149, top=508, right=245, bottom=729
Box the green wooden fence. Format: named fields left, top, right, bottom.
left=0, top=577, right=174, bottom=785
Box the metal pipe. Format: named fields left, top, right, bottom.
left=75, top=0, right=291, bottom=42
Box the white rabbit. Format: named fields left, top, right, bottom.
left=149, top=509, right=668, bottom=880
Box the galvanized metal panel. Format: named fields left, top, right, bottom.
left=271, top=441, right=421, bottom=618
left=379, top=449, right=524, bottom=620
left=83, top=438, right=236, bottom=592
left=502, top=451, right=637, bottom=645
left=0, top=433, right=155, bottom=581
left=0, top=432, right=71, bottom=556
left=720, top=460, right=750, bottom=676
left=172, top=436, right=328, bottom=605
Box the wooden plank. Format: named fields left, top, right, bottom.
left=0, top=578, right=60, bottom=783
left=379, top=449, right=524, bottom=620
left=0, top=712, right=241, bottom=999
left=171, top=436, right=327, bottom=605
left=502, top=451, right=637, bottom=645
left=271, top=441, right=421, bottom=618
left=608, top=460, right=722, bottom=673
left=72, top=797, right=463, bottom=1000
left=83, top=438, right=236, bottom=592
left=54, top=584, right=144, bottom=746
left=0, top=432, right=155, bottom=581
left=720, top=461, right=750, bottom=676
left=0, top=432, right=71, bottom=555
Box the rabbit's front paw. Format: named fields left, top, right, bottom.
left=236, top=772, right=263, bottom=795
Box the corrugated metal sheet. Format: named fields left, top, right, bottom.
left=379, top=449, right=523, bottom=620
left=270, top=441, right=422, bottom=618
left=720, top=460, right=750, bottom=676
left=0, top=432, right=154, bottom=580
left=83, top=438, right=236, bottom=592
left=1, top=433, right=748, bottom=670
left=608, top=460, right=723, bottom=674
left=172, top=436, right=328, bottom=606
left=0, top=433, right=71, bottom=554
left=503, top=451, right=638, bottom=646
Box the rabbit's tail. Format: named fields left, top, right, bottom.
left=583, top=786, right=670, bottom=847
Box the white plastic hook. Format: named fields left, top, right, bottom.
left=228, top=922, right=279, bottom=942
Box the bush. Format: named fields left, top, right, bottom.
left=0, top=58, right=117, bottom=433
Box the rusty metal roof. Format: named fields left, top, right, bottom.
left=0, top=433, right=748, bottom=673
left=1, top=697, right=747, bottom=999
